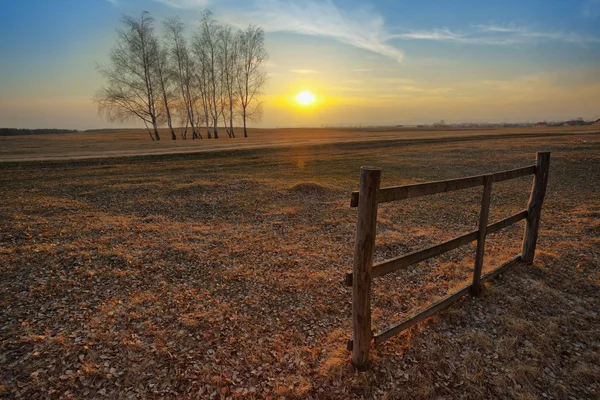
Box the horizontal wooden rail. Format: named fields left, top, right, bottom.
left=344, top=210, right=528, bottom=286
left=347, top=254, right=523, bottom=350
left=347, top=153, right=549, bottom=368
left=350, top=165, right=535, bottom=207
left=372, top=230, right=478, bottom=279
left=374, top=285, right=472, bottom=345
left=491, top=166, right=536, bottom=184
left=372, top=255, right=522, bottom=345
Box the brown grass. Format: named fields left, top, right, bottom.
left=0, top=128, right=599, bottom=399
left=1, top=125, right=597, bottom=162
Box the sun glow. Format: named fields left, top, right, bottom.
left=296, top=90, right=316, bottom=105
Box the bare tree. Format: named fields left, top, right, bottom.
left=164, top=16, right=201, bottom=139
left=173, top=99, right=189, bottom=139
left=97, top=10, right=268, bottom=140
left=195, top=10, right=222, bottom=139
left=235, top=25, right=268, bottom=138
left=95, top=11, right=164, bottom=140
left=219, top=25, right=237, bottom=138
left=192, top=44, right=212, bottom=139
left=155, top=41, right=177, bottom=140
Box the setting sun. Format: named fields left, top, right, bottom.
left=296, top=90, right=316, bottom=105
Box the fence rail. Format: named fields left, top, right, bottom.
left=347, top=152, right=550, bottom=369
left=350, top=165, right=536, bottom=207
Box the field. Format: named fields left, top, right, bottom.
left=1, top=128, right=599, bottom=399
left=1, top=125, right=595, bottom=162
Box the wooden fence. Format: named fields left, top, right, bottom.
left=345, top=152, right=550, bottom=368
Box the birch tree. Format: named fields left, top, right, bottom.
left=155, top=42, right=177, bottom=140
left=219, top=25, right=237, bottom=138
left=235, top=25, right=268, bottom=138
left=195, top=10, right=222, bottom=139
left=164, top=16, right=201, bottom=139
left=95, top=12, right=164, bottom=140
left=97, top=10, right=269, bottom=140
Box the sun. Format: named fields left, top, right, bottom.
left=296, top=90, right=315, bottom=105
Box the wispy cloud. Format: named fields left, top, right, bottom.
left=153, top=0, right=211, bottom=8
left=241, top=0, right=404, bottom=62
left=157, top=0, right=405, bottom=62
left=390, top=24, right=600, bottom=46
left=105, top=0, right=119, bottom=5
left=290, top=69, right=319, bottom=74
left=390, top=28, right=464, bottom=42
left=152, top=0, right=598, bottom=59
left=478, top=24, right=600, bottom=44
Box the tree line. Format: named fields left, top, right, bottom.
left=0, top=128, right=78, bottom=136
left=95, top=10, right=268, bottom=141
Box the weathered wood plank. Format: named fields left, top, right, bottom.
left=344, top=210, right=529, bottom=286
left=377, top=176, right=485, bottom=203
left=472, top=175, right=493, bottom=295
left=351, top=167, right=381, bottom=369
left=522, top=152, right=551, bottom=263
left=350, top=191, right=359, bottom=208
left=371, top=230, right=478, bottom=279
left=372, top=255, right=522, bottom=345
left=491, top=165, right=536, bottom=183
left=350, top=165, right=536, bottom=207
left=373, top=285, right=472, bottom=344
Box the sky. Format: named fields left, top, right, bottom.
left=0, top=0, right=599, bottom=129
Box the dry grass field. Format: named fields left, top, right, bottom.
left=1, top=128, right=599, bottom=399
left=1, top=125, right=597, bottom=162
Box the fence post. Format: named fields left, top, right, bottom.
left=472, top=175, right=492, bottom=295
left=352, top=167, right=381, bottom=369
left=522, top=152, right=551, bottom=263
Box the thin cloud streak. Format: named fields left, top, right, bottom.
left=390, top=24, right=600, bottom=45
left=153, top=0, right=211, bottom=8
left=478, top=24, right=600, bottom=44
left=238, top=0, right=404, bottom=62
left=151, top=1, right=598, bottom=59
left=290, top=69, right=319, bottom=74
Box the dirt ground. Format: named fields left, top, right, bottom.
left=0, top=129, right=599, bottom=399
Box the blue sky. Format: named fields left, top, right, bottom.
left=0, top=0, right=599, bottom=129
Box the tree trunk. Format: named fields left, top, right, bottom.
left=166, top=106, right=175, bottom=139
left=144, top=122, right=155, bottom=141
left=182, top=118, right=188, bottom=140
left=169, top=121, right=176, bottom=140
left=229, top=101, right=235, bottom=138
left=243, top=110, right=248, bottom=138
left=213, top=119, right=219, bottom=139
left=152, top=119, right=160, bottom=141
left=222, top=113, right=231, bottom=138
left=205, top=110, right=211, bottom=139
left=190, top=120, right=198, bottom=139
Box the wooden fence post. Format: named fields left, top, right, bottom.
left=352, top=167, right=381, bottom=369
left=472, top=175, right=492, bottom=295
left=522, top=152, right=550, bottom=263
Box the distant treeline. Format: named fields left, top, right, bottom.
left=84, top=128, right=139, bottom=133
left=0, top=128, right=79, bottom=136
